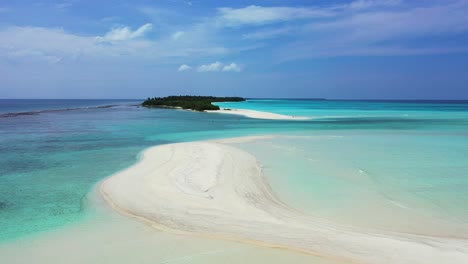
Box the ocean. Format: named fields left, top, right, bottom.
left=1, top=99, right=468, bottom=262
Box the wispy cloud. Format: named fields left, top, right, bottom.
left=0, top=27, right=94, bottom=64
left=2, top=1, right=468, bottom=69
left=0, top=24, right=231, bottom=67
left=172, top=31, right=184, bottom=40
left=268, top=0, right=468, bottom=60
left=217, top=5, right=333, bottom=27
left=194, top=62, right=242, bottom=72
left=178, top=64, right=192, bottom=71
left=222, top=63, right=242, bottom=72
left=0, top=25, right=158, bottom=65
left=95, top=23, right=153, bottom=42
left=198, top=61, right=223, bottom=72
left=309, top=2, right=468, bottom=40
left=133, top=1, right=468, bottom=62
left=342, top=0, right=402, bottom=10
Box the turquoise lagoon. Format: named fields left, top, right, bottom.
left=1, top=99, right=468, bottom=243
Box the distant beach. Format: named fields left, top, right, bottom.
left=206, top=108, right=310, bottom=120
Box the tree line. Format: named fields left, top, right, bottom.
left=142, top=95, right=245, bottom=111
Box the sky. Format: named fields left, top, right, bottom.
left=1, top=0, right=468, bottom=99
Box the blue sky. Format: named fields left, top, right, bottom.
left=1, top=0, right=468, bottom=99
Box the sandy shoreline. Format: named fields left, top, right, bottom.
left=100, top=140, right=468, bottom=264
left=0, top=183, right=337, bottom=264
left=206, top=108, right=310, bottom=120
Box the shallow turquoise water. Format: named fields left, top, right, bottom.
left=236, top=130, right=468, bottom=236
left=216, top=99, right=468, bottom=121
left=1, top=99, right=468, bottom=241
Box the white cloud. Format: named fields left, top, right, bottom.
left=0, top=26, right=95, bottom=63
left=55, top=2, right=73, bottom=10
left=6, top=48, right=63, bottom=64
left=0, top=26, right=161, bottom=66
left=267, top=0, right=468, bottom=61
left=198, top=61, right=223, bottom=72
left=308, top=1, right=468, bottom=43
left=347, top=0, right=401, bottom=10
left=95, top=23, right=153, bottom=42
left=3, top=1, right=468, bottom=69
left=217, top=5, right=333, bottom=27
left=195, top=62, right=242, bottom=72
left=178, top=64, right=192, bottom=71
left=222, top=63, right=242, bottom=72
left=0, top=25, right=231, bottom=67
left=172, top=31, right=184, bottom=40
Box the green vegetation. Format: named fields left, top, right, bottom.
left=142, top=95, right=245, bottom=111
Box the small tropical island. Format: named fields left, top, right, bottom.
left=142, top=95, right=245, bottom=111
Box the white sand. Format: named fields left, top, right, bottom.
left=101, top=142, right=468, bottom=264
left=0, top=188, right=336, bottom=264
left=206, top=108, right=310, bottom=120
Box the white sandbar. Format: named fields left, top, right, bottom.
left=0, top=187, right=336, bottom=264
left=206, top=108, right=310, bottom=120
left=101, top=141, right=468, bottom=264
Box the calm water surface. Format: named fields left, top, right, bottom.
left=1, top=99, right=468, bottom=241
